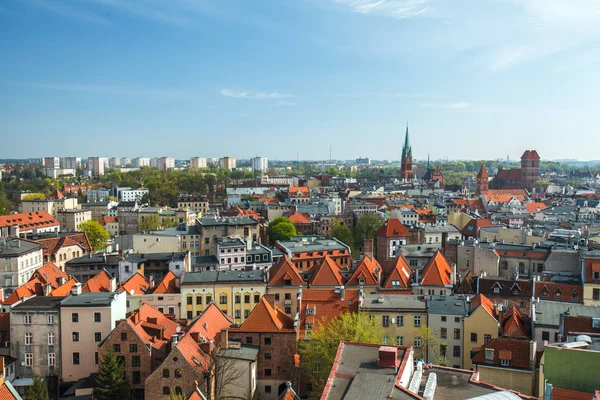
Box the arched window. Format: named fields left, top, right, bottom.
left=162, top=387, right=170, bottom=395
left=162, top=369, right=169, bottom=378
left=175, top=387, right=183, bottom=395
left=174, top=369, right=182, bottom=378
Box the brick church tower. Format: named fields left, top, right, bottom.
left=476, top=163, right=489, bottom=194
left=400, top=125, right=413, bottom=180
left=520, top=150, right=541, bottom=190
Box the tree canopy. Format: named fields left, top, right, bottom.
left=78, top=220, right=109, bottom=251
left=330, top=220, right=354, bottom=250
left=25, top=376, right=50, bottom=400
left=299, top=312, right=384, bottom=399
left=353, top=213, right=383, bottom=251
left=22, top=193, right=47, bottom=201
left=268, top=217, right=297, bottom=244
left=95, top=348, right=130, bottom=400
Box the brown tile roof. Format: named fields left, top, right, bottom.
left=34, top=232, right=92, bottom=256
left=0, top=211, right=59, bottom=231
left=49, top=278, right=78, bottom=296
left=232, top=296, right=295, bottom=333
left=149, top=270, right=179, bottom=294
left=472, top=337, right=533, bottom=370
left=346, top=256, right=380, bottom=286
left=452, top=198, right=486, bottom=214
left=471, top=294, right=497, bottom=320
left=299, top=288, right=359, bottom=337
left=420, top=250, right=452, bottom=286
left=460, top=218, right=493, bottom=236
left=521, top=150, right=540, bottom=160
left=552, top=388, right=596, bottom=400
left=535, top=282, right=582, bottom=303
left=501, top=305, right=529, bottom=338
left=308, top=256, right=344, bottom=286
left=382, top=256, right=413, bottom=289
left=29, top=262, right=68, bottom=288
left=563, top=315, right=600, bottom=335
left=477, top=164, right=488, bottom=179
left=495, top=168, right=522, bottom=183
left=118, top=272, right=149, bottom=295
left=82, top=269, right=113, bottom=292
left=268, top=256, right=304, bottom=286
left=376, top=218, right=410, bottom=238
left=585, top=257, right=600, bottom=283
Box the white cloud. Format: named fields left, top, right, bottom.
left=220, top=89, right=293, bottom=100
left=333, top=0, right=432, bottom=19
left=275, top=101, right=298, bottom=106
left=420, top=102, right=471, bottom=109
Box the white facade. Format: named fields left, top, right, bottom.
left=133, top=157, right=150, bottom=168
left=0, top=240, right=44, bottom=291
left=260, top=176, right=299, bottom=186
left=60, top=157, right=81, bottom=169
left=87, top=188, right=111, bottom=202
left=44, top=157, right=60, bottom=169
left=153, top=157, right=175, bottom=170
left=190, top=157, right=208, bottom=169
left=115, top=187, right=148, bottom=202
left=87, top=157, right=105, bottom=176
left=108, top=157, right=121, bottom=168
left=118, top=257, right=187, bottom=283
left=250, top=157, right=268, bottom=173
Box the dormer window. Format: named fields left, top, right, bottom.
left=359, top=279, right=365, bottom=285
left=554, top=288, right=562, bottom=298
left=501, top=359, right=510, bottom=366
left=594, top=272, right=600, bottom=280
left=493, top=287, right=500, bottom=294
left=391, top=280, right=400, bottom=288
left=540, top=287, right=549, bottom=297
left=284, top=279, right=292, bottom=286
left=571, top=290, right=579, bottom=301
left=485, top=348, right=494, bottom=362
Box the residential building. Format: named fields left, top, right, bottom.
left=21, top=192, right=78, bottom=219
left=427, top=295, right=468, bottom=368
left=99, top=216, right=119, bottom=237
left=87, top=157, right=105, bottom=176
left=274, top=236, right=351, bottom=277
left=0, top=211, right=60, bottom=237
left=180, top=270, right=266, bottom=322
left=583, top=253, right=600, bottom=305
left=80, top=201, right=118, bottom=221
left=43, top=157, right=60, bottom=169
left=118, top=251, right=189, bottom=283
left=156, top=157, right=175, bottom=171
left=2, top=262, right=69, bottom=307
left=114, top=187, right=149, bottom=202
left=286, top=187, right=310, bottom=204
left=109, top=157, right=121, bottom=168
left=463, top=294, right=499, bottom=370
left=250, top=156, right=268, bottom=173
left=266, top=256, right=304, bottom=316
left=376, top=218, right=411, bottom=261
left=219, top=157, right=236, bottom=171
left=57, top=209, right=91, bottom=232
left=31, top=232, right=92, bottom=270
left=411, top=250, right=455, bottom=297
left=82, top=269, right=117, bottom=292
left=59, top=289, right=127, bottom=383
left=98, top=304, right=183, bottom=400
left=133, top=157, right=150, bottom=168
left=121, top=271, right=180, bottom=316
left=65, top=253, right=120, bottom=284
left=189, top=157, right=208, bottom=169
left=177, top=195, right=209, bottom=213
left=0, top=239, right=44, bottom=294
left=228, top=296, right=297, bottom=400
left=86, top=188, right=111, bottom=203
left=214, top=340, right=259, bottom=400
left=197, top=216, right=261, bottom=256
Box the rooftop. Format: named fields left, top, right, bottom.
left=427, top=295, right=468, bottom=316
left=196, top=216, right=259, bottom=226
left=123, top=251, right=187, bottom=263
left=0, top=238, right=42, bottom=257
left=360, top=294, right=427, bottom=311
left=60, top=292, right=119, bottom=307
left=182, top=270, right=264, bottom=284
left=12, top=296, right=64, bottom=311
left=276, top=236, right=349, bottom=254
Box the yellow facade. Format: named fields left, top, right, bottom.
left=583, top=282, right=600, bottom=306
left=267, top=286, right=300, bottom=317
left=448, top=212, right=473, bottom=231
left=463, top=307, right=499, bottom=370
left=476, top=366, right=535, bottom=396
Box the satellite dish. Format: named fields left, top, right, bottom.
left=176, top=326, right=182, bottom=333
left=391, top=317, right=396, bottom=325
left=130, top=289, right=135, bottom=295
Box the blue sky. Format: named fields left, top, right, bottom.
left=1, top=0, right=600, bottom=161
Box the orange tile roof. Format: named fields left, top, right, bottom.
left=186, top=302, right=232, bottom=341
left=29, top=262, right=68, bottom=288
left=452, top=198, right=486, bottom=213
left=309, top=256, right=344, bottom=286
left=471, top=294, right=497, bottom=320
left=119, top=272, right=149, bottom=295
left=376, top=218, right=410, bottom=238
left=232, top=296, right=295, bottom=333
left=0, top=211, right=59, bottom=231
left=552, top=388, right=596, bottom=400
left=2, top=279, right=41, bottom=305
left=0, top=383, right=20, bottom=400
left=382, top=256, right=413, bottom=288
left=176, top=333, right=213, bottom=371
left=276, top=386, right=301, bottom=400
left=346, top=256, right=380, bottom=286
left=502, top=305, right=528, bottom=338
left=289, top=186, right=309, bottom=196
left=524, top=202, right=548, bottom=213
left=99, top=216, right=118, bottom=225
left=268, top=256, right=304, bottom=286
left=129, top=303, right=183, bottom=348
left=483, top=189, right=528, bottom=199
left=149, top=270, right=179, bottom=294
left=35, top=233, right=92, bottom=256
left=299, top=288, right=359, bottom=337
left=49, top=277, right=78, bottom=296
left=420, top=250, right=452, bottom=286
left=82, top=269, right=113, bottom=293
left=288, top=212, right=312, bottom=224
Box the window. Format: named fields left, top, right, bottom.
left=117, top=356, right=125, bottom=365
left=48, top=332, right=55, bottom=345
left=454, top=329, right=461, bottom=340
left=396, top=336, right=403, bottom=346
left=94, top=332, right=102, bottom=342
left=265, top=369, right=272, bottom=377
left=594, top=272, right=600, bottom=280
left=501, top=359, right=510, bottom=367
left=471, top=333, right=478, bottom=343
left=132, top=371, right=141, bottom=384
left=72, top=332, right=80, bottom=342
left=196, top=295, right=202, bottom=305
left=382, top=315, right=390, bottom=326
left=95, top=352, right=98, bottom=365
left=168, top=307, right=175, bottom=315
left=397, top=316, right=404, bottom=326
left=244, top=309, right=250, bottom=318
left=265, top=386, right=272, bottom=394
left=73, top=352, right=80, bottom=365
left=254, top=294, right=260, bottom=303
left=542, top=331, right=550, bottom=341
left=220, top=295, right=227, bottom=304
left=453, top=346, right=460, bottom=357
left=174, top=369, right=182, bottom=378
left=414, top=337, right=421, bottom=347
left=455, top=317, right=460, bottom=323
left=285, top=293, right=291, bottom=300
left=440, top=328, right=447, bottom=339
left=235, top=310, right=241, bottom=319
left=235, top=295, right=241, bottom=304
left=130, top=344, right=138, bottom=353
left=48, top=353, right=55, bottom=366
left=484, top=334, right=492, bottom=344
left=163, top=387, right=170, bottom=395
left=440, top=344, right=447, bottom=356
left=307, top=383, right=313, bottom=392
left=94, top=312, right=101, bottom=322
left=163, top=369, right=170, bottom=378
left=246, top=336, right=253, bottom=344
left=414, top=316, right=421, bottom=327
left=120, top=332, right=127, bottom=341
left=285, top=306, right=292, bottom=314
left=24, top=315, right=32, bottom=325
left=72, top=313, right=79, bottom=323
left=382, top=336, right=390, bottom=345
left=441, top=316, right=447, bottom=322
left=132, top=356, right=141, bottom=367
left=113, top=344, right=121, bottom=353
left=391, top=280, right=400, bottom=287
left=25, top=353, right=33, bottom=367
left=593, top=289, right=600, bottom=300
left=265, top=353, right=272, bottom=360
left=244, top=294, right=251, bottom=303
left=187, top=296, right=193, bottom=305
left=24, top=332, right=32, bottom=345
left=47, top=315, right=54, bottom=324
left=206, top=295, right=212, bottom=303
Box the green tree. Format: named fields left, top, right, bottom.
left=22, top=193, right=47, bottom=200
left=0, top=190, right=12, bottom=215
left=413, top=325, right=448, bottom=365
left=95, top=348, right=130, bottom=400
left=299, top=312, right=384, bottom=399
left=331, top=220, right=353, bottom=249
left=169, top=388, right=186, bottom=400
left=139, top=214, right=162, bottom=231
left=78, top=220, right=109, bottom=251
left=353, top=213, right=383, bottom=251
left=25, top=376, right=50, bottom=400
left=268, top=217, right=297, bottom=244
left=106, top=195, right=118, bottom=202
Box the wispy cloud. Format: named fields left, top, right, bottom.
left=333, top=0, right=432, bottom=19
left=335, top=92, right=447, bottom=99
left=420, top=102, right=472, bottom=109
left=20, top=0, right=109, bottom=25
left=274, top=101, right=297, bottom=106
left=220, top=89, right=294, bottom=100
left=84, top=0, right=192, bottom=27
left=17, top=82, right=194, bottom=100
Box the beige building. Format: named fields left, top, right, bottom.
left=197, top=216, right=261, bottom=257
left=463, top=294, right=500, bottom=370
left=219, top=157, right=236, bottom=171
left=427, top=295, right=468, bottom=369
left=57, top=209, right=92, bottom=232
left=181, top=270, right=266, bottom=323
left=479, top=227, right=545, bottom=245
left=59, top=288, right=127, bottom=383
left=21, top=197, right=78, bottom=218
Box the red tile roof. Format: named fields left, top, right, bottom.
left=29, top=262, right=68, bottom=288
left=82, top=269, right=113, bottom=293
left=502, top=305, right=528, bottom=338
left=477, top=164, right=488, bottom=179
left=99, top=216, right=118, bottom=225
left=376, top=218, right=410, bottom=238
left=3, top=279, right=41, bottom=305
left=119, top=272, right=149, bottom=295
left=420, top=250, right=452, bottom=286
left=471, top=294, right=497, bottom=320
left=128, top=303, right=183, bottom=350
left=186, top=302, right=232, bottom=341
left=521, top=150, right=540, bottom=160
left=382, top=256, right=413, bottom=289
left=0, top=211, right=59, bottom=231
left=472, top=337, right=533, bottom=369
left=299, top=288, right=359, bottom=337
left=0, top=383, right=20, bottom=400
left=495, top=168, right=522, bottom=183
left=289, top=187, right=309, bottom=196
left=346, top=256, right=380, bottom=286
left=35, top=233, right=92, bottom=256
left=483, top=189, right=528, bottom=199
left=49, top=278, right=78, bottom=296
left=268, top=256, right=304, bottom=286
left=149, top=271, right=179, bottom=294
left=452, top=199, right=486, bottom=214
left=563, top=315, right=600, bottom=336
left=460, top=218, right=493, bottom=236
left=552, top=388, right=596, bottom=400
left=309, top=256, right=344, bottom=286
left=232, top=296, right=295, bottom=333
left=276, top=386, right=300, bottom=400
left=176, top=334, right=212, bottom=371
left=535, top=282, right=582, bottom=303
left=585, top=257, right=600, bottom=283
left=288, top=212, right=312, bottom=224
left=524, top=202, right=548, bottom=213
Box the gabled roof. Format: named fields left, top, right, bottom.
left=309, top=256, right=344, bottom=286
left=452, top=199, right=486, bottom=214
left=502, top=305, right=528, bottom=338
left=473, top=337, right=533, bottom=370
left=419, top=250, right=452, bottom=286
left=35, top=233, right=92, bottom=256
left=477, top=164, right=488, bottom=179
left=289, top=186, right=309, bottom=196
left=460, top=218, right=493, bottom=236
left=299, top=288, right=359, bottom=337
left=0, top=211, right=59, bottom=231
left=521, top=150, right=540, bottom=160
left=471, top=294, right=497, bottom=320
left=82, top=269, right=113, bottom=293
left=128, top=303, right=183, bottom=349
left=176, top=334, right=212, bottom=372
left=287, top=212, right=312, bottom=224
left=233, top=296, right=295, bottom=333
left=2, top=279, right=40, bottom=305
left=524, top=202, right=548, bottom=213
left=29, top=262, right=68, bottom=288
left=276, top=385, right=301, bottom=400
left=150, top=270, right=179, bottom=294
left=49, top=277, right=78, bottom=296
left=99, top=216, right=118, bottom=225
left=119, top=272, right=149, bottom=295
left=346, top=256, right=380, bottom=286
left=0, top=381, right=20, bottom=400
left=186, top=302, right=232, bottom=341
left=382, top=256, right=413, bottom=289
left=376, top=218, right=410, bottom=238
left=268, top=256, right=304, bottom=286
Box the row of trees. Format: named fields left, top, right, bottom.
left=330, top=213, right=383, bottom=255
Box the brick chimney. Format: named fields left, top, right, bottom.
left=377, top=346, right=398, bottom=368
left=220, top=328, right=229, bottom=350
left=363, top=238, right=374, bottom=259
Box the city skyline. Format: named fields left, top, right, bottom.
left=2, top=0, right=600, bottom=159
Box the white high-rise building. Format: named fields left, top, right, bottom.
left=44, top=157, right=60, bottom=169
left=250, top=156, right=268, bottom=173
left=133, top=157, right=150, bottom=168
left=120, top=157, right=132, bottom=166
left=87, top=157, right=105, bottom=176
left=109, top=157, right=121, bottom=168
left=190, top=157, right=208, bottom=169
left=157, top=157, right=175, bottom=170
left=61, top=157, right=81, bottom=169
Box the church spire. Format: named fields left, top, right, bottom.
left=427, top=153, right=430, bottom=170
left=402, top=124, right=411, bottom=158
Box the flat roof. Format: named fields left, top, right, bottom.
left=66, top=253, right=118, bottom=265
left=182, top=270, right=264, bottom=284
left=218, top=344, right=259, bottom=361
left=60, top=292, right=118, bottom=307
left=419, top=367, right=499, bottom=400
left=534, top=300, right=600, bottom=326
left=360, top=294, right=427, bottom=311
left=124, top=252, right=187, bottom=263
left=138, top=225, right=200, bottom=236
left=0, top=238, right=42, bottom=257
left=427, top=295, right=469, bottom=316
left=12, top=296, right=64, bottom=310
left=277, top=237, right=348, bottom=253
left=197, top=216, right=259, bottom=226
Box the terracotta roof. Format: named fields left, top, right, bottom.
left=382, top=256, right=413, bottom=288
left=502, top=305, right=528, bottom=338
left=299, top=288, right=359, bottom=337
left=346, top=256, right=380, bottom=286
left=473, top=337, right=533, bottom=370
left=288, top=212, right=312, bottom=224
left=477, top=164, right=488, bottom=179
left=484, top=194, right=524, bottom=204
left=524, top=202, right=548, bottom=213
left=232, top=296, right=295, bottom=333
left=35, top=233, right=92, bottom=256
left=309, top=256, right=344, bottom=286
left=187, top=389, right=208, bottom=400
left=535, top=282, right=582, bottom=303
left=419, top=250, right=452, bottom=286
left=484, top=189, right=528, bottom=199
left=376, top=218, right=410, bottom=238
left=49, top=277, right=78, bottom=296
left=150, top=271, right=179, bottom=294
left=563, top=315, right=600, bottom=336
left=0, top=383, right=20, bottom=400
left=471, top=294, right=497, bottom=320
left=552, top=388, right=596, bottom=400
left=460, top=218, right=493, bottom=236
left=452, top=199, right=486, bottom=214
left=119, top=272, right=149, bottom=295
left=129, top=303, right=183, bottom=349
left=176, top=333, right=212, bottom=371
left=82, top=269, right=113, bottom=292
left=99, top=216, right=118, bottom=225
left=495, top=168, right=522, bottom=183
left=186, top=302, right=232, bottom=341
left=521, top=150, right=541, bottom=160
left=268, top=256, right=304, bottom=286
left=276, top=385, right=301, bottom=400
left=2, top=279, right=41, bottom=305
left=29, top=262, right=68, bottom=288
left=289, top=187, right=309, bottom=196
left=585, top=257, right=600, bottom=283
left=0, top=211, right=59, bottom=231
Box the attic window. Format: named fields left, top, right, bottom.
left=571, top=290, right=579, bottom=300
left=307, top=308, right=315, bottom=315
left=554, top=289, right=562, bottom=298
left=485, top=348, right=494, bottom=362
left=500, top=359, right=510, bottom=367
left=540, top=288, right=549, bottom=297
left=594, top=272, right=600, bottom=280
left=493, top=287, right=500, bottom=294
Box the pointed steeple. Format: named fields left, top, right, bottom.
left=427, top=153, right=431, bottom=170
left=477, top=163, right=488, bottom=179
left=402, top=124, right=411, bottom=158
